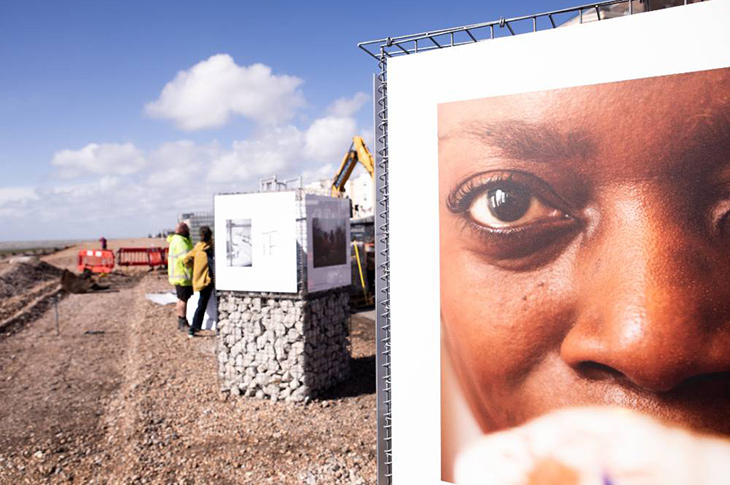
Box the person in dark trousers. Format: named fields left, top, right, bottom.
left=183, top=226, right=214, bottom=338
left=99, top=236, right=107, bottom=250
left=167, top=223, right=193, bottom=332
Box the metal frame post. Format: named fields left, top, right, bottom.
left=374, top=45, right=393, bottom=485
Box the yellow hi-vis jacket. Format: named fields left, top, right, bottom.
left=167, top=234, right=193, bottom=286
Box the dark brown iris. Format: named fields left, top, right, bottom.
left=487, top=187, right=531, bottom=222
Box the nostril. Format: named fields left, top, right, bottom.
left=575, top=361, right=626, bottom=382
left=672, top=372, right=730, bottom=399
left=573, top=362, right=730, bottom=395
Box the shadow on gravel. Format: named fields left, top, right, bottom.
left=318, top=355, right=376, bottom=400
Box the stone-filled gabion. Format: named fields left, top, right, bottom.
left=217, top=289, right=350, bottom=402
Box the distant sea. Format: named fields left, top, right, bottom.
left=0, top=239, right=87, bottom=251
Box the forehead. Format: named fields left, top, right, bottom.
left=438, top=68, right=730, bottom=179
left=439, top=68, right=729, bottom=132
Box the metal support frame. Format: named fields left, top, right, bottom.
left=358, top=0, right=669, bottom=60
left=359, top=1, right=704, bottom=483
left=373, top=45, right=392, bottom=485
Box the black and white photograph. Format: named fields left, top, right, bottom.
left=225, top=218, right=252, bottom=267
left=312, top=217, right=347, bottom=268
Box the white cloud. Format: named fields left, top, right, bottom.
left=301, top=163, right=336, bottom=184
left=327, top=92, right=369, bottom=117
left=304, top=116, right=357, bottom=162
left=6, top=85, right=374, bottom=239
left=47, top=176, right=120, bottom=199
left=0, top=187, right=37, bottom=205
left=145, top=54, right=305, bottom=131
left=27, top=176, right=162, bottom=233
left=51, top=143, right=145, bottom=178
left=0, top=187, right=38, bottom=219
left=208, top=126, right=304, bottom=183
left=205, top=114, right=359, bottom=184
left=145, top=140, right=220, bottom=187
left=148, top=140, right=209, bottom=168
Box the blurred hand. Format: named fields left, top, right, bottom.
left=455, top=407, right=730, bottom=485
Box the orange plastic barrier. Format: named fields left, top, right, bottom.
left=77, top=249, right=115, bottom=273
left=116, top=247, right=168, bottom=269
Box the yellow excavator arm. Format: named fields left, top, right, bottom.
left=331, top=136, right=375, bottom=197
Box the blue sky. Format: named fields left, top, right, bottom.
left=0, top=0, right=586, bottom=241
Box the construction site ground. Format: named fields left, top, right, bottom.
left=0, top=242, right=376, bottom=484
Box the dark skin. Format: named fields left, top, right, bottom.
left=439, top=68, right=730, bottom=436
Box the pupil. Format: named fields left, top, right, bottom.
left=487, top=187, right=531, bottom=222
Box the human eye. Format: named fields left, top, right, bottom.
left=446, top=171, right=579, bottom=261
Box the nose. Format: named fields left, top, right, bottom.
left=561, top=196, right=730, bottom=393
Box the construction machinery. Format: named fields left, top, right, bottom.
left=331, top=136, right=375, bottom=197
left=331, top=137, right=376, bottom=307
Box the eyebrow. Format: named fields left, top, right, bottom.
left=443, top=120, right=595, bottom=163
left=684, top=99, right=730, bottom=150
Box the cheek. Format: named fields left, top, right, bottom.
left=440, top=232, right=578, bottom=421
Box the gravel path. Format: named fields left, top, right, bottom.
left=0, top=272, right=376, bottom=484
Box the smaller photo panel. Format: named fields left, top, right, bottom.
left=214, top=192, right=298, bottom=293
left=305, top=195, right=351, bottom=293
left=225, top=218, right=252, bottom=268
left=312, top=217, right=347, bottom=268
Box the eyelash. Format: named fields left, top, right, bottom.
left=446, top=170, right=570, bottom=217
left=446, top=171, right=518, bottom=214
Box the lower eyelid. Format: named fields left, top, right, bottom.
left=460, top=217, right=581, bottom=261
left=464, top=213, right=576, bottom=234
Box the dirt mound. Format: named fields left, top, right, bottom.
left=0, top=262, right=64, bottom=335
left=0, top=261, right=62, bottom=299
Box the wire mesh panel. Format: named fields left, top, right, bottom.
left=295, top=189, right=309, bottom=294
left=358, top=1, right=708, bottom=483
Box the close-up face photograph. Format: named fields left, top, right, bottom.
left=439, top=66, right=730, bottom=472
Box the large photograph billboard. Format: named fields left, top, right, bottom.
left=386, top=1, right=730, bottom=483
